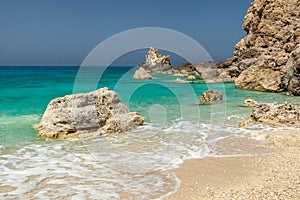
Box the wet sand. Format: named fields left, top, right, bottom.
left=165, top=129, right=300, bottom=199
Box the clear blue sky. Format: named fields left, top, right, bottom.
left=0, top=0, right=253, bottom=66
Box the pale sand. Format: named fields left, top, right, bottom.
left=165, top=129, right=300, bottom=200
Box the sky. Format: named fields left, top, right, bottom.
left=0, top=0, right=253, bottom=66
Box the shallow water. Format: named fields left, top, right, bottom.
left=1, top=66, right=300, bottom=199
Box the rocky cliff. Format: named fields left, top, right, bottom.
left=218, top=0, right=300, bottom=93
left=281, top=46, right=300, bottom=95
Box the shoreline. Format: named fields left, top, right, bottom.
left=165, top=129, right=300, bottom=199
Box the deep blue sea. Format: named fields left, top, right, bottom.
left=1, top=66, right=300, bottom=199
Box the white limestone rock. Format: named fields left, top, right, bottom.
left=34, top=88, right=144, bottom=139
left=133, top=67, right=155, bottom=80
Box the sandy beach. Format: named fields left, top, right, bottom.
left=166, top=129, right=300, bottom=199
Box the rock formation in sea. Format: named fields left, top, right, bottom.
left=281, top=46, right=300, bottom=96
left=34, top=88, right=144, bottom=139
left=239, top=102, right=300, bottom=127
left=197, top=90, right=223, bottom=105
left=218, top=0, right=300, bottom=93
left=137, top=48, right=221, bottom=83
left=133, top=67, right=155, bottom=80
left=139, top=47, right=173, bottom=74
left=173, top=63, right=200, bottom=78
left=173, top=62, right=221, bottom=83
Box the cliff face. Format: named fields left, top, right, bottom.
left=281, top=46, right=300, bottom=95
left=218, top=0, right=300, bottom=92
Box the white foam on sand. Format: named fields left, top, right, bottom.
left=0, top=118, right=275, bottom=199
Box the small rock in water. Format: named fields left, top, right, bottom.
left=197, top=90, right=223, bottom=105
left=242, top=99, right=258, bottom=107
left=186, top=75, right=196, bottom=80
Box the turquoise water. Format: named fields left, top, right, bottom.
left=1, top=66, right=300, bottom=199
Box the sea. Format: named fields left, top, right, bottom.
left=1, top=66, right=300, bottom=199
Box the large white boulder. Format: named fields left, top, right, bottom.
left=34, top=88, right=144, bottom=139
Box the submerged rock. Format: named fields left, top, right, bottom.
left=281, top=46, right=300, bottom=96
left=242, top=99, right=259, bottom=107
left=175, top=78, right=186, bottom=83
left=133, top=67, right=155, bottom=80
left=217, top=0, right=300, bottom=92
left=197, top=90, right=223, bottom=105
left=34, top=88, right=144, bottom=139
left=239, top=102, right=300, bottom=127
